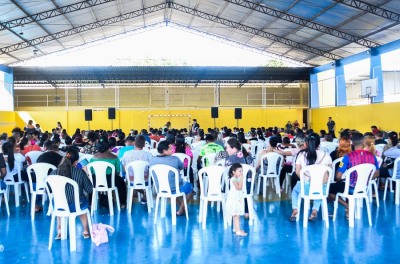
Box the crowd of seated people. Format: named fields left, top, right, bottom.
left=1, top=120, right=400, bottom=229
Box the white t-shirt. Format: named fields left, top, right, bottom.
left=296, top=150, right=332, bottom=180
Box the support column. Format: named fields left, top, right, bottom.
left=310, top=72, right=319, bottom=108
left=335, top=61, right=347, bottom=106
left=370, top=48, right=384, bottom=103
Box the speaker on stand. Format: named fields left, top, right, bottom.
left=211, top=107, right=218, bottom=128
left=234, top=108, right=242, bottom=127
left=108, top=107, right=116, bottom=130
left=84, top=109, right=92, bottom=130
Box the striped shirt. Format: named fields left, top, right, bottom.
left=51, top=167, right=93, bottom=204
left=338, top=150, right=379, bottom=187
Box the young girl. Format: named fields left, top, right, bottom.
left=226, top=163, right=247, bottom=236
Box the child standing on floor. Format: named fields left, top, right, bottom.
left=226, top=163, right=247, bottom=236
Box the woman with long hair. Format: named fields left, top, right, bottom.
left=2, top=140, right=27, bottom=182
left=51, top=148, right=93, bottom=239
left=380, top=131, right=400, bottom=183
left=289, top=133, right=332, bottom=222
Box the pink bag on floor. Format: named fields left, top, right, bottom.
left=91, top=223, right=115, bottom=246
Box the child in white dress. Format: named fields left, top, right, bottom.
left=226, top=163, right=247, bottom=236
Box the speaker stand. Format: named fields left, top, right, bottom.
left=87, top=121, right=90, bottom=131
left=236, top=119, right=239, bottom=128
left=213, top=118, right=216, bottom=129
left=111, top=119, right=113, bottom=131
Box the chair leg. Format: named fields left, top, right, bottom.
left=275, top=177, right=280, bottom=198
left=91, top=191, right=96, bottom=216
left=171, top=198, right=176, bottom=226
left=127, top=188, right=132, bottom=213
left=24, top=183, right=30, bottom=202
left=14, top=184, right=20, bottom=207
left=107, top=190, right=114, bottom=216
left=348, top=198, right=355, bottom=228
left=263, top=177, right=267, bottom=199
left=247, top=197, right=254, bottom=226
left=146, top=189, right=152, bottom=213
left=183, top=194, right=188, bottom=220
left=48, top=215, right=56, bottom=250
left=31, top=193, right=36, bottom=220
left=69, top=216, right=77, bottom=252
left=332, top=196, right=339, bottom=221
left=154, top=196, right=160, bottom=224
left=383, top=179, right=389, bottom=201
left=199, top=199, right=203, bottom=223
left=303, top=199, right=309, bottom=228
left=365, top=196, right=372, bottom=226
left=373, top=181, right=379, bottom=207
left=202, top=201, right=208, bottom=230
left=114, top=189, right=120, bottom=211
left=322, top=200, right=329, bottom=228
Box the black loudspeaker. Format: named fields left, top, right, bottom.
left=108, top=107, right=116, bottom=120
left=84, top=109, right=92, bottom=121
left=211, top=107, right=219, bottom=118
left=235, top=108, right=242, bottom=119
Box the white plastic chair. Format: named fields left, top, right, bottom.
left=241, top=164, right=256, bottom=226
left=125, top=160, right=152, bottom=213
left=27, top=163, right=57, bottom=220
left=87, top=161, right=120, bottom=216
left=172, top=153, right=192, bottom=184
left=367, top=156, right=382, bottom=206
left=296, top=165, right=333, bottom=228
left=0, top=180, right=10, bottom=216
left=333, top=163, right=376, bottom=228
left=198, top=165, right=226, bottom=230
left=201, top=153, right=217, bottom=168
left=45, top=175, right=92, bottom=252
left=149, top=149, right=159, bottom=157
left=4, top=162, right=30, bottom=207
left=150, top=139, right=158, bottom=149
left=383, top=157, right=400, bottom=205
left=26, top=150, right=43, bottom=165
left=331, top=157, right=343, bottom=182
left=375, top=144, right=386, bottom=157
left=143, top=142, right=152, bottom=152
left=257, top=152, right=284, bottom=198
left=150, top=164, right=188, bottom=225
left=185, top=137, right=194, bottom=145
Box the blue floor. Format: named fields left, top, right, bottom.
left=1, top=189, right=400, bottom=263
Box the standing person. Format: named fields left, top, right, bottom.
left=327, top=117, right=335, bottom=135
left=225, top=163, right=247, bottom=236
left=190, top=119, right=200, bottom=136
left=51, top=148, right=93, bottom=239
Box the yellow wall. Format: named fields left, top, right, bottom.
left=10, top=107, right=304, bottom=134
left=0, top=111, right=18, bottom=134
left=310, top=102, right=400, bottom=133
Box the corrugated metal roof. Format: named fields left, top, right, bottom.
left=0, top=0, right=399, bottom=66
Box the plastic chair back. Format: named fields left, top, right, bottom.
left=375, top=156, right=383, bottom=167
left=241, top=164, right=256, bottom=196
left=332, top=157, right=343, bottom=182
left=45, top=175, right=81, bottom=217
left=125, top=160, right=149, bottom=189
left=27, top=163, right=57, bottom=194
left=201, top=153, right=216, bottom=168
left=172, top=153, right=191, bottom=181
left=198, top=165, right=225, bottom=200
left=185, top=137, right=194, bottom=145
left=4, top=162, right=22, bottom=183
left=150, top=164, right=180, bottom=196
left=26, top=150, right=43, bottom=165
left=375, top=144, right=386, bottom=157
left=260, top=152, right=284, bottom=177
left=299, top=165, right=333, bottom=199
left=150, top=139, right=158, bottom=149
left=343, top=163, right=376, bottom=196
left=87, top=161, right=116, bottom=190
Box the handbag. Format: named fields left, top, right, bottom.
left=91, top=223, right=115, bottom=246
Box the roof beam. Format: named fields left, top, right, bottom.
left=0, top=0, right=115, bottom=31
left=0, top=4, right=166, bottom=55
left=224, top=0, right=380, bottom=48
left=171, top=3, right=341, bottom=60
left=334, top=0, right=400, bottom=22
left=10, top=0, right=65, bottom=51
left=170, top=22, right=311, bottom=66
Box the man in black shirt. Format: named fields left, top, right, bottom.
left=37, top=144, right=63, bottom=167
